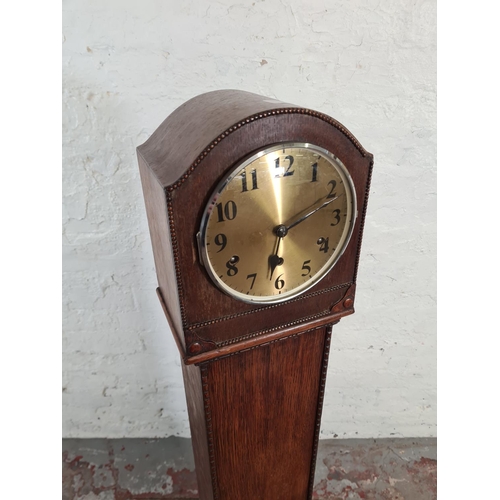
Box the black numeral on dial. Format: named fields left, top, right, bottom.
left=214, top=233, right=227, bottom=252
left=311, top=162, right=318, bottom=182
left=246, top=273, right=257, bottom=289
left=226, top=256, right=239, bottom=277
left=275, top=155, right=295, bottom=177
left=216, top=200, right=237, bottom=222
left=317, top=237, right=329, bottom=253
left=327, top=180, right=337, bottom=199
left=301, top=260, right=312, bottom=276
left=241, top=169, right=258, bottom=192
left=331, top=209, right=341, bottom=226
left=274, top=274, right=285, bottom=290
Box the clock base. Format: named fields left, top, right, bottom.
left=181, top=325, right=332, bottom=500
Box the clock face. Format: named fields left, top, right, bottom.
left=199, top=142, right=356, bottom=304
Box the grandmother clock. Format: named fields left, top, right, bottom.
left=137, top=90, right=373, bottom=500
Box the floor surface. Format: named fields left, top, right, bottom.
left=62, top=437, right=436, bottom=500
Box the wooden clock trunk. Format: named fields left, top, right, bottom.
left=180, top=325, right=332, bottom=499
left=137, top=90, right=373, bottom=500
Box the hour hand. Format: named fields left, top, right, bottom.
left=269, top=254, right=284, bottom=280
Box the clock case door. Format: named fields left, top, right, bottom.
left=137, top=90, right=373, bottom=361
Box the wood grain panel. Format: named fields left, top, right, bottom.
left=181, top=362, right=214, bottom=500
left=205, top=327, right=328, bottom=500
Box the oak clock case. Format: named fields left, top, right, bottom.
left=137, top=90, right=373, bottom=500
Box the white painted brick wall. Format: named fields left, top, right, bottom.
left=63, top=0, right=436, bottom=438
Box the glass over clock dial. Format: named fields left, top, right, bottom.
left=198, top=142, right=357, bottom=304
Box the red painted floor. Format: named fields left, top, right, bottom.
left=63, top=437, right=436, bottom=500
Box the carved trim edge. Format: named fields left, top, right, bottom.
left=353, top=158, right=374, bottom=283
left=307, top=324, right=333, bottom=499
left=166, top=107, right=370, bottom=192
left=215, top=309, right=330, bottom=348
left=187, top=281, right=352, bottom=331
left=165, top=190, right=189, bottom=329
left=202, top=322, right=334, bottom=365
left=200, top=364, right=220, bottom=499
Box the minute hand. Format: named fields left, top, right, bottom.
left=285, top=195, right=340, bottom=231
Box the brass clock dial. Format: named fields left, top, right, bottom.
left=199, top=142, right=356, bottom=304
